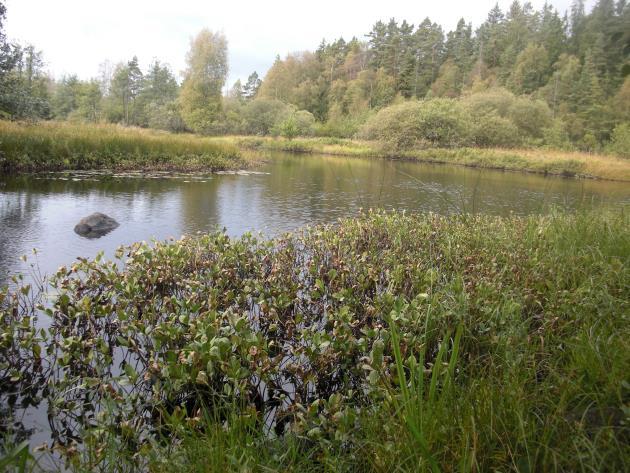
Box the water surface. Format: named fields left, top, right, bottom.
left=1, top=151, right=629, bottom=285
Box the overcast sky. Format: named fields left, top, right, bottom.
left=5, top=0, right=593, bottom=88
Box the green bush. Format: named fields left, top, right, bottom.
left=243, top=98, right=292, bottom=135
left=462, top=87, right=516, bottom=117
left=507, top=97, right=553, bottom=140
left=470, top=112, right=522, bottom=147
left=542, top=118, right=573, bottom=150
left=463, top=88, right=554, bottom=144
left=607, top=122, right=630, bottom=158
left=277, top=114, right=299, bottom=139
left=274, top=110, right=316, bottom=138
left=145, top=102, right=187, bottom=133
left=358, top=99, right=472, bottom=151
left=315, top=113, right=367, bottom=138
left=293, top=110, right=316, bottom=136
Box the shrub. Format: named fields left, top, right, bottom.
left=316, top=114, right=367, bottom=138
left=542, top=119, right=573, bottom=150
left=243, top=98, right=292, bottom=135
left=290, top=110, right=316, bottom=137
left=470, top=112, right=522, bottom=147
left=507, top=97, right=552, bottom=140
left=2, top=211, right=629, bottom=471
left=607, top=122, right=630, bottom=158
left=277, top=114, right=299, bottom=140
left=358, top=99, right=472, bottom=151
left=462, top=87, right=516, bottom=117
left=145, top=102, right=187, bottom=133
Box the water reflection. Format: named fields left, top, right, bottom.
left=1, top=152, right=629, bottom=286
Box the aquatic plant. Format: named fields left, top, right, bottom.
left=1, top=210, right=628, bottom=471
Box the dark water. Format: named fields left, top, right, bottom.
left=1, top=151, right=629, bottom=285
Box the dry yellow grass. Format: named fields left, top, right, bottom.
left=212, top=135, right=630, bottom=182
left=494, top=148, right=630, bottom=181
left=0, top=121, right=255, bottom=173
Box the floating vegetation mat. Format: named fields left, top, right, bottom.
left=29, top=169, right=271, bottom=181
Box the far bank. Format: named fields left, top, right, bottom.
left=212, top=135, right=630, bottom=182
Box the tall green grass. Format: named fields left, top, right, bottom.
left=0, top=121, right=248, bottom=173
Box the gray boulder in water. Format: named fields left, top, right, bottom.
left=74, top=212, right=119, bottom=238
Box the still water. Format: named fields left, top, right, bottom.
left=1, top=151, right=629, bottom=285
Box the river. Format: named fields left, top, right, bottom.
left=1, top=151, right=629, bottom=286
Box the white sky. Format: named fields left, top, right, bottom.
left=5, top=0, right=593, bottom=88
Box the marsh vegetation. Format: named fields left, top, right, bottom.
left=0, top=121, right=248, bottom=174
left=1, top=211, right=629, bottom=471
left=1, top=0, right=629, bottom=471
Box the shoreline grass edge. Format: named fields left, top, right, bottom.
left=213, top=135, right=630, bottom=182
left=0, top=121, right=253, bottom=174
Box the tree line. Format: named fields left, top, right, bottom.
left=0, top=1, right=629, bottom=152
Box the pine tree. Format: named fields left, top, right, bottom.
left=478, top=3, right=507, bottom=68
left=413, top=18, right=445, bottom=97
left=538, top=3, right=567, bottom=64
left=243, top=71, right=261, bottom=100
left=367, top=21, right=388, bottom=70
left=445, top=18, right=474, bottom=79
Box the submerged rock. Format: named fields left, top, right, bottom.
left=74, top=212, right=119, bottom=238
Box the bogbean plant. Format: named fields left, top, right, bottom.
left=1, top=210, right=629, bottom=472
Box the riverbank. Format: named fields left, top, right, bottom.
left=3, top=122, right=628, bottom=181
left=0, top=121, right=251, bottom=173
left=2, top=210, right=628, bottom=472
left=213, top=135, right=630, bottom=182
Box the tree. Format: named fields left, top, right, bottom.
left=109, top=56, right=143, bottom=126
left=140, top=60, right=178, bottom=105
left=229, top=79, right=244, bottom=102
left=431, top=59, right=462, bottom=97
left=0, top=42, right=50, bottom=120
left=509, top=43, right=550, bottom=94
left=136, top=60, right=178, bottom=127
left=537, top=3, right=567, bottom=64
left=477, top=3, right=507, bottom=69
left=243, top=71, right=262, bottom=100
left=180, top=29, right=228, bottom=134
left=412, top=18, right=445, bottom=98
left=541, top=53, right=581, bottom=117
left=52, top=75, right=81, bottom=118
left=72, top=80, right=102, bottom=122
left=0, top=0, right=15, bottom=80
left=445, top=18, right=474, bottom=83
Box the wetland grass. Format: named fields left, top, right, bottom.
left=0, top=121, right=250, bottom=173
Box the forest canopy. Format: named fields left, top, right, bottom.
left=0, top=1, right=629, bottom=154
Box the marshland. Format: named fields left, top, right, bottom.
left=1, top=0, right=630, bottom=472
